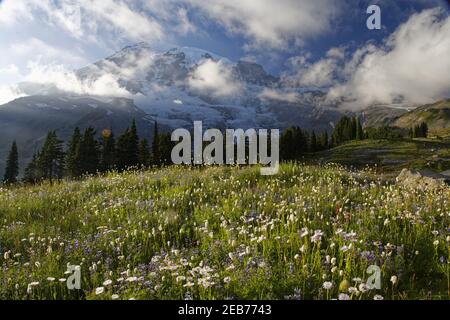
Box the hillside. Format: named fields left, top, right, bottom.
left=316, top=138, right=450, bottom=172
left=392, top=100, right=450, bottom=136
left=0, top=95, right=154, bottom=177
left=361, top=105, right=410, bottom=128
left=0, top=164, right=449, bottom=300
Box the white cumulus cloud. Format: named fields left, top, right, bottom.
left=186, top=0, right=341, bottom=50
left=328, top=8, right=450, bottom=109
left=258, top=88, right=299, bottom=103
left=188, top=59, right=242, bottom=97
left=22, top=62, right=131, bottom=97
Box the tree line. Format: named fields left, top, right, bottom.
left=2, top=115, right=430, bottom=184
left=2, top=120, right=173, bottom=184
left=279, top=116, right=365, bottom=161
left=409, top=122, right=428, bottom=138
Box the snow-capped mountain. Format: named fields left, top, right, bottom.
left=0, top=43, right=345, bottom=176
left=73, top=42, right=342, bottom=130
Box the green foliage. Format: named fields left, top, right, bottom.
left=18, top=120, right=175, bottom=184
left=138, top=139, right=150, bottom=167
left=3, top=141, right=19, bottom=184
left=332, top=116, right=364, bottom=146
left=37, top=131, right=65, bottom=181
left=365, top=126, right=407, bottom=140
left=66, top=127, right=81, bottom=178
left=157, top=132, right=175, bottom=166
left=100, top=130, right=116, bottom=172
left=410, top=122, right=429, bottom=138
left=23, top=153, right=40, bottom=183
left=0, top=164, right=448, bottom=300
left=150, top=121, right=161, bottom=166
left=77, top=127, right=100, bottom=175
left=116, top=121, right=139, bottom=171
left=280, top=126, right=308, bottom=160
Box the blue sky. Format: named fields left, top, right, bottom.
left=0, top=0, right=449, bottom=107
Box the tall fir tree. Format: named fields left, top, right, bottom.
left=38, top=131, right=65, bottom=181
left=310, top=131, right=317, bottom=153
left=116, top=120, right=140, bottom=171
left=280, top=126, right=308, bottom=160
left=100, top=129, right=116, bottom=172
left=128, top=119, right=139, bottom=166
left=151, top=121, right=161, bottom=166
left=320, top=131, right=329, bottom=150
left=77, top=127, right=100, bottom=175
left=420, top=122, right=428, bottom=138
left=3, top=141, right=19, bottom=184
left=332, top=116, right=358, bottom=146
left=116, top=128, right=130, bottom=171
left=65, top=127, right=81, bottom=178
left=138, top=138, right=150, bottom=167
left=351, top=117, right=357, bottom=139
left=23, top=152, right=40, bottom=183
left=355, top=117, right=364, bottom=140
left=158, top=133, right=174, bottom=166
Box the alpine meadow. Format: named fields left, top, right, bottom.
left=1, top=0, right=450, bottom=304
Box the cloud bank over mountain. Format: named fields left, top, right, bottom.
left=281, top=8, right=450, bottom=109
left=328, top=8, right=450, bottom=108
left=0, top=1, right=449, bottom=109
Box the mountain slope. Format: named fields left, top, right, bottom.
left=361, top=105, right=411, bottom=128
left=75, top=43, right=342, bottom=131
left=0, top=43, right=347, bottom=175
left=0, top=95, right=153, bottom=177
left=393, top=99, right=450, bottom=135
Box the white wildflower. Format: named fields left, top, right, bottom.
left=95, top=287, right=105, bottom=295
left=323, top=281, right=333, bottom=290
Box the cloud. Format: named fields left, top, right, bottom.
left=84, top=46, right=157, bottom=80
left=0, top=64, right=20, bottom=76
left=281, top=47, right=346, bottom=88
left=0, top=0, right=32, bottom=25
left=0, top=0, right=198, bottom=44
left=258, top=88, right=299, bottom=103
left=188, top=59, right=242, bottom=97
left=186, top=0, right=341, bottom=50
left=22, top=62, right=131, bottom=97
left=80, top=0, right=164, bottom=42
left=293, top=59, right=338, bottom=88
left=0, top=85, right=26, bottom=105
left=328, top=8, right=450, bottom=109
left=10, top=38, right=87, bottom=66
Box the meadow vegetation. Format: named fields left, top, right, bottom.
left=0, top=163, right=449, bottom=300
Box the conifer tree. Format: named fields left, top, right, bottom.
left=355, top=117, right=364, bottom=140
left=280, top=126, right=309, bottom=160
left=420, top=122, right=428, bottom=138
left=116, top=120, right=140, bottom=171
left=158, top=133, right=174, bottom=166
left=128, top=119, right=139, bottom=166
left=116, top=128, right=130, bottom=171
left=23, top=152, right=40, bottom=183
left=310, top=131, right=317, bottom=153
left=151, top=121, right=161, bottom=166
left=320, top=131, right=329, bottom=150
left=138, top=138, right=150, bottom=167
left=38, top=131, right=65, bottom=181
left=3, top=141, right=19, bottom=184
left=66, top=127, right=81, bottom=178
left=100, top=129, right=116, bottom=172
left=77, top=127, right=99, bottom=175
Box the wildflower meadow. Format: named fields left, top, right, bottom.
left=0, top=163, right=449, bottom=300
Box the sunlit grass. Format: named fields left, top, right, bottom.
left=0, top=163, right=449, bottom=300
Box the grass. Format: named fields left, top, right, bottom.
left=0, top=163, right=449, bottom=300
left=315, top=138, right=450, bottom=172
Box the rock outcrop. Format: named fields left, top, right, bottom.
left=396, top=168, right=450, bottom=191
